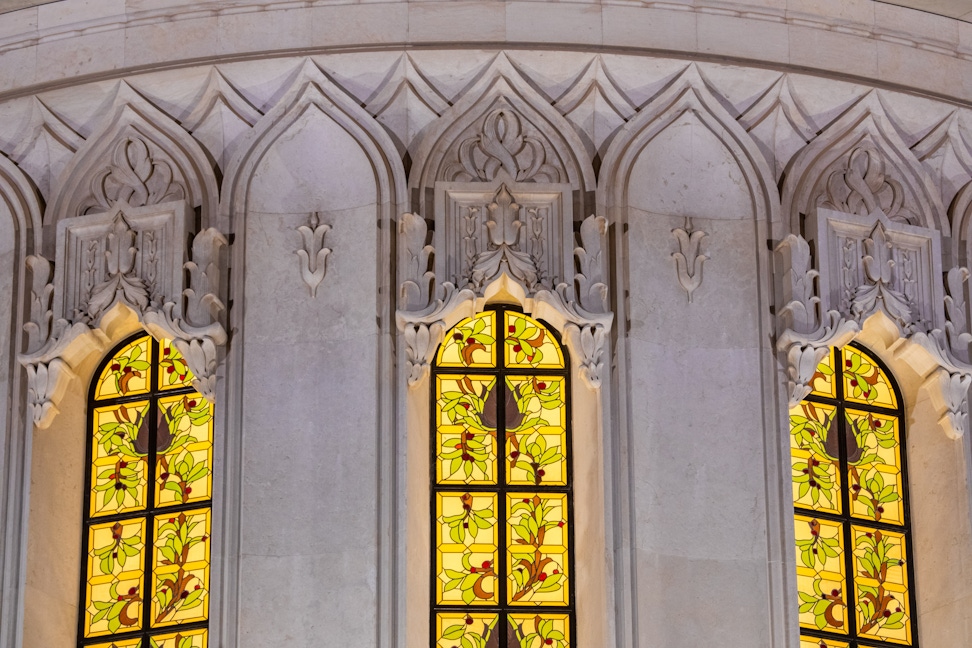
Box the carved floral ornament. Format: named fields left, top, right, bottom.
left=775, top=205, right=972, bottom=439
left=18, top=136, right=227, bottom=429
left=397, top=210, right=611, bottom=390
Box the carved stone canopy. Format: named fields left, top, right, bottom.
left=20, top=199, right=227, bottom=429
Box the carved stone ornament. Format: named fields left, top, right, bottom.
left=776, top=229, right=972, bottom=438
left=817, top=144, right=918, bottom=225
left=396, top=211, right=612, bottom=390
left=19, top=201, right=228, bottom=428
left=671, top=218, right=708, bottom=303
left=444, top=109, right=563, bottom=184
left=435, top=181, right=573, bottom=294
left=85, top=136, right=186, bottom=215
left=295, top=212, right=332, bottom=298
left=809, top=207, right=944, bottom=334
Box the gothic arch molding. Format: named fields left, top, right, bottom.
left=408, top=54, right=596, bottom=216
left=218, top=56, right=407, bottom=648
left=597, top=64, right=779, bottom=225
left=781, top=91, right=945, bottom=236
left=47, top=82, right=218, bottom=230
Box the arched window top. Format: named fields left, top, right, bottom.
left=791, top=343, right=915, bottom=647
left=81, top=333, right=213, bottom=648
left=432, top=306, right=574, bottom=648
left=436, top=310, right=566, bottom=370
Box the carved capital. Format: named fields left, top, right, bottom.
left=396, top=285, right=478, bottom=388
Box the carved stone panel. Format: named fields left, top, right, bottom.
left=809, top=206, right=944, bottom=333
left=434, top=180, right=573, bottom=294
left=53, top=200, right=192, bottom=326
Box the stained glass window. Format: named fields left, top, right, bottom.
left=433, top=308, right=574, bottom=648
left=80, top=334, right=213, bottom=648
left=790, top=344, right=916, bottom=648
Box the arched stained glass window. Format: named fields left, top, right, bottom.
left=432, top=307, right=574, bottom=648
left=790, top=344, right=917, bottom=648
left=79, top=334, right=213, bottom=648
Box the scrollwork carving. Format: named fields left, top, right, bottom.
left=446, top=109, right=562, bottom=184
left=819, top=145, right=916, bottom=225
left=87, top=137, right=185, bottom=213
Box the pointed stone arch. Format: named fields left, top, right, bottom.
left=781, top=91, right=945, bottom=236
left=47, top=82, right=219, bottom=228
left=408, top=53, right=596, bottom=216
left=217, top=57, right=407, bottom=648
left=597, top=64, right=779, bottom=225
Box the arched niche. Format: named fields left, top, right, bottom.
left=218, top=58, right=406, bottom=648
left=408, top=53, right=596, bottom=217
left=46, top=82, right=218, bottom=235
left=781, top=91, right=945, bottom=237
left=0, top=153, right=43, bottom=648
left=596, top=64, right=784, bottom=647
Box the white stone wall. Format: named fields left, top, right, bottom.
left=1, top=2, right=972, bottom=648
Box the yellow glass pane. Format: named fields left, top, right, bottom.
left=507, top=493, right=569, bottom=605
left=435, top=613, right=499, bottom=648
left=150, top=628, right=208, bottom=648
left=152, top=508, right=211, bottom=627
left=158, top=339, right=196, bottom=391
left=509, top=614, right=571, bottom=648
left=809, top=347, right=837, bottom=399
left=845, top=410, right=904, bottom=525
left=505, top=312, right=564, bottom=369
left=89, top=638, right=142, bottom=648
left=799, top=638, right=849, bottom=648
left=852, top=526, right=911, bottom=645
left=91, top=401, right=150, bottom=517
left=506, top=376, right=567, bottom=486
left=842, top=346, right=896, bottom=408
left=794, top=515, right=848, bottom=635
left=437, top=312, right=497, bottom=368
left=790, top=401, right=841, bottom=515
left=95, top=336, right=153, bottom=400
left=83, top=517, right=146, bottom=638
left=436, top=375, right=498, bottom=485
left=156, top=393, right=214, bottom=507
left=436, top=492, right=498, bottom=606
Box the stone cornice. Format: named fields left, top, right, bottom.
left=0, top=0, right=971, bottom=103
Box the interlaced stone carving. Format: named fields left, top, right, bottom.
left=818, top=145, right=916, bottom=225
left=446, top=109, right=562, bottom=183
left=87, top=137, right=185, bottom=213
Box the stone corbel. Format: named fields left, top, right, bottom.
left=910, top=330, right=972, bottom=440
left=777, top=315, right=860, bottom=407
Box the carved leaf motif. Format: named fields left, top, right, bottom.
left=83, top=213, right=150, bottom=321
left=89, top=137, right=185, bottom=213
left=448, top=109, right=562, bottom=183
left=295, top=213, right=332, bottom=298
left=671, top=220, right=708, bottom=303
